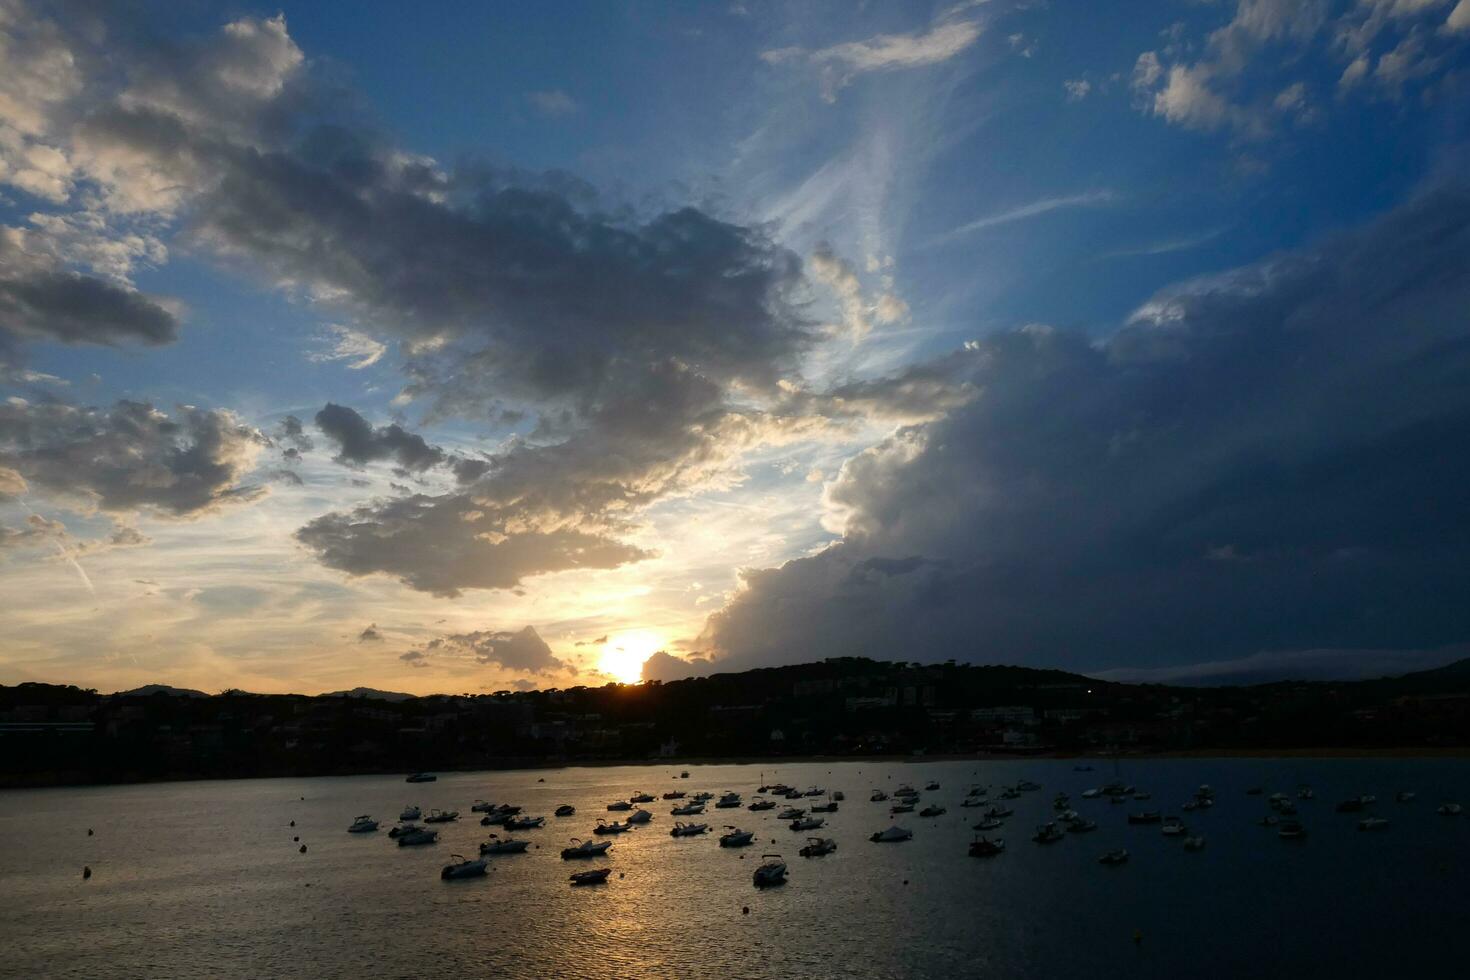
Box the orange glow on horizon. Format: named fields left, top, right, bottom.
left=597, top=629, right=662, bottom=683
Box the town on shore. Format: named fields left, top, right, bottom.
left=3, top=656, right=1469, bottom=788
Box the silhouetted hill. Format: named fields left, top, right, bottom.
left=113, top=685, right=210, bottom=698
left=324, top=687, right=417, bottom=702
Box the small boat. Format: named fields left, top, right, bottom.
left=1056, top=809, right=1079, bottom=822
left=594, top=820, right=632, bottom=835
left=1358, top=817, right=1390, bottom=831
left=493, top=804, right=522, bottom=816
left=607, top=801, right=633, bottom=812
left=1396, top=791, right=1415, bottom=803
left=347, top=815, right=379, bottom=833
left=870, top=790, right=889, bottom=802
left=692, top=792, right=715, bottom=802
left=960, top=798, right=986, bottom=808
left=670, top=822, right=709, bottom=837
left=804, top=786, right=826, bottom=797
left=998, top=788, right=1021, bottom=801
left=626, top=809, right=652, bottom=825
left=671, top=803, right=705, bottom=816
left=1032, top=823, right=1064, bottom=844
left=480, top=835, right=530, bottom=854
left=831, top=791, right=845, bottom=801
left=924, top=782, right=940, bottom=792
left=570, top=868, right=612, bottom=886
left=481, top=813, right=510, bottom=827
left=561, top=838, right=612, bottom=859
left=1053, top=794, right=1071, bottom=809
left=406, top=772, right=437, bottom=783
left=1067, top=818, right=1098, bottom=833
left=789, top=817, right=825, bottom=831
left=753, top=854, right=788, bottom=887
left=716, top=793, right=743, bottom=809
left=1278, top=820, right=1307, bottom=839
left=1183, top=836, right=1206, bottom=851
left=388, top=822, right=423, bottom=839
left=784, top=789, right=804, bottom=799
left=1017, top=780, right=1041, bottom=792
left=470, top=800, right=495, bottom=813
left=1128, top=811, right=1161, bottom=824
left=503, top=815, right=545, bottom=830
left=630, top=792, right=655, bottom=803
left=424, top=809, right=459, bottom=824
left=985, top=806, right=1013, bottom=819
left=1131, top=792, right=1152, bottom=802
left=1182, top=801, right=1199, bottom=812
left=680, top=771, right=689, bottom=779
left=799, top=836, right=837, bottom=857
left=1359, top=795, right=1376, bottom=804
left=1257, top=815, right=1280, bottom=827
left=777, top=807, right=806, bottom=820
left=1438, top=803, right=1463, bottom=816
left=1161, top=817, right=1186, bottom=837
left=1098, top=848, right=1129, bottom=865
left=440, top=854, right=487, bottom=879
left=748, top=798, right=776, bottom=811
left=889, top=803, right=915, bottom=814
left=397, top=828, right=439, bottom=846
left=974, top=818, right=1004, bottom=831
left=918, top=805, right=946, bottom=818
left=870, top=825, right=913, bottom=843
left=810, top=801, right=838, bottom=813
left=720, top=828, right=755, bottom=847
left=400, top=805, right=422, bottom=821
left=1298, top=786, right=1315, bottom=800
left=1080, top=788, right=1101, bottom=799
left=1274, top=801, right=1297, bottom=816
left=555, top=805, right=576, bottom=817
left=969, top=837, right=1005, bottom=857
left=663, top=791, right=686, bottom=800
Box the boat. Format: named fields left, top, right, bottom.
left=789, top=817, right=825, bottom=832
left=720, top=828, right=755, bottom=847
left=692, top=792, right=715, bottom=802
left=969, top=837, right=1005, bottom=857
left=870, top=790, right=889, bottom=802
left=831, top=791, right=845, bottom=801
left=960, top=798, right=986, bottom=808
left=570, top=868, right=611, bottom=886
left=1057, top=809, right=1080, bottom=822
left=985, top=806, right=1013, bottom=819
left=470, top=800, right=495, bottom=813
left=388, top=822, right=423, bottom=839
left=1183, top=836, right=1206, bottom=851
left=1131, top=792, right=1152, bottom=802
left=1128, top=811, right=1161, bottom=824
left=479, top=835, right=530, bottom=854
left=1080, top=788, right=1101, bottom=799
left=748, top=798, right=776, bottom=811
left=889, top=803, right=915, bottom=814
left=811, top=801, right=838, bottom=813
left=663, top=791, right=686, bottom=800
left=670, top=822, right=709, bottom=837
left=1066, top=818, right=1098, bottom=833
left=799, top=837, right=837, bottom=857
left=974, top=818, right=1004, bottom=831
left=967, top=785, right=987, bottom=798
left=671, top=802, right=705, bottom=816
left=594, top=820, right=632, bottom=835
left=630, top=792, right=655, bottom=803
left=1438, top=803, right=1463, bottom=816
left=424, top=809, right=459, bottom=823
left=753, top=854, right=788, bottom=887
left=1098, top=848, right=1129, bottom=865
left=406, top=772, right=437, bottom=783
left=555, top=805, right=576, bottom=817
left=1032, top=822, right=1065, bottom=844
left=1396, top=791, right=1415, bottom=803
left=1257, top=815, right=1280, bottom=827
left=784, top=789, right=804, bottom=799
left=1161, top=817, right=1186, bottom=836
left=480, top=813, right=510, bottom=827
left=1017, top=780, right=1041, bottom=792
left=400, top=805, right=422, bottom=821
left=804, top=786, right=826, bottom=797
left=924, top=782, right=940, bottom=792
left=493, top=804, right=521, bottom=816
left=1053, top=793, right=1071, bottom=809
left=561, top=838, right=613, bottom=859
left=919, top=805, right=946, bottom=818
left=716, top=793, right=743, bottom=809
left=1278, top=820, right=1307, bottom=839
left=503, top=815, right=545, bottom=830
left=440, top=854, right=487, bottom=879
left=1358, top=817, right=1390, bottom=831
left=607, top=801, right=633, bottom=812
left=1298, top=786, right=1314, bottom=800
left=777, top=807, right=806, bottom=820
left=347, top=815, right=379, bottom=833
left=998, top=788, right=1021, bottom=801
left=680, top=771, right=690, bottom=779
left=870, top=825, right=913, bottom=843
left=397, top=828, right=439, bottom=846
left=894, top=785, right=916, bottom=797
left=625, top=809, right=653, bottom=825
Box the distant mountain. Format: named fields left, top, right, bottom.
left=325, top=687, right=417, bottom=702
left=1401, top=657, right=1470, bottom=679
left=113, top=684, right=210, bottom=698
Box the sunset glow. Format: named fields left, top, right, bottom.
left=597, top=630, right=663, bottom=684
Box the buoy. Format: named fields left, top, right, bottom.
left=902, top=879, right=909, bottom=886
left=289, top=820, right=295, bottom=827
left=83, top=866, right=91, bottom=880
left=299, top=844, right=307, bottom=853
left=619, top=873, right=625, bottom=879
left=293, top=836, right=299, bottom=842
left=742, top=906, right=749, bottom=915
left=87, top=829, right=93, bottom=836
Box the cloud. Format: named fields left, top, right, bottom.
left=405, top=625, right=566, bottom=674
left=308, top=324, right=387, bottom=369
left=358, top=623, right=382, bottom=642
left=314, top=403, right=448, bottom=473
left=1063, top=79, right=1092, bottom=101
left=641, top=649, right=715, bottom=682
left=526, top=89, right=578, bottom=116
left=1092, top=643, right=1470, bottom=685
left=763, top=18, right=982, bottom=101
left=0, top=399, right=268, bottom=517
left=699, top=184, right=1470, bottom=676
left=928, top=191, right=1115, bottom=246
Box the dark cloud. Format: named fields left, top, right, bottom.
left=277, top=415, right=313, bottom=454
left=574, top=634, right=609, bottom=647
left=404, top=625, right=565, bottom=674
left=700, top=185, right=1470, bottom=676
left=358, top=623, right=382, bottom=642
left=315, top=403, right=447, bottom=472
left=0, top=399, right=268, bottom=517
left=640, top=649, right=715, bottom=682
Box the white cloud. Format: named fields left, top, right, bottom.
left=526, top=89, right=578, bottom=116
left=928, top=190, right=1116, bottom=246
left=763, top=19, right=982, bottom=101
left=1448, top=0, right=1470, bottom=32
left=1063, top=79, right=1092, bottom=101
left=308, top=325, right=388, bottom=370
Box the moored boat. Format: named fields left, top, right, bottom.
left=347, top=815, right=378, bottom=833
left=561, top=838, right=612, bottom=859
left=799, top=836, right=837, bottom=857
left=440, top=854, right=487, bottom=879
left=753, top=854, right=788, bottom=887
left=570, top=867, right=611, bottom=886
left=870, top=825, right=913, bottom=843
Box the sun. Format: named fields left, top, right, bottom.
left=598, top=629, right=663, bottom=684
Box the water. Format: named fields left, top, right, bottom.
left=1, top=758, right=1466, bottom=978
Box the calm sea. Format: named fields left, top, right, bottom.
left=1, top=758, right=1465, bottom=978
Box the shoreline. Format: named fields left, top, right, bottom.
left=5, top=745, right=1468, bottom=791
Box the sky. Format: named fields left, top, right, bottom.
left=2, top=0, right=1470, bottom=694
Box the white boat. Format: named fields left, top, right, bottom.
left=716, top=792, right=743, bottom=808
left=777, top=807, right=806, bottom=820
left=503, top=815, right=545, bottom=830
left=561, top=838, right=613, bottom=859
left=1358, top=817, right=1390, bottom=831
left=480, top=835, right=530, bottom=854
left=799, top=837, right=837, bottom=857
left=789, top=816, right=825, bottom=831
left=400, top=805, right=422, bottom=821
left=692, top=792, right=715, bottom=802
left=974, top=818, right=1003, bottom=831
left=671, top=802, right=705, bottom=816
left=1098, top=848, right=1129, bottom=865
left=1438, top=803, right=1462, bottom=816
left=753, top=854, right=788, bottom=887
left=440, top=854, right=487, bottom=879
left=720, top=828, right=755, bottom=847
left=626, top=809, right=653, bottom=824
left=870, top=790, right=889, bottom=802
left=424, top=809, right=459, bottom=823
left=870, top=825, right=913, bottom=843
left=406, top=772, right=437, bottom=783
left=347, top=815, right=379, bottom=833
left=1067, top=818, right=1098, bottom=833
left=985, top=806, right=1013, bottom=819
left=1161, top=817, right=1187, bottom=836
left=1183, top=836, right=1206, bottom=851
left=1081, top=788, right=1102, bottom=799
left=670, top=822, right=709, bottom=837
left=594, top=820, right=632, bottom=835
left=889, top=803, right=915, bottom=814
left=960, top=798, right=986, bottom=808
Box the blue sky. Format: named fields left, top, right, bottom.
left=3, top=0, right=1470, bottom=693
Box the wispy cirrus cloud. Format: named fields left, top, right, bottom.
left=763, top=18, right=982, bottom=101
left=925, top=190, right=1117, bottom=247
